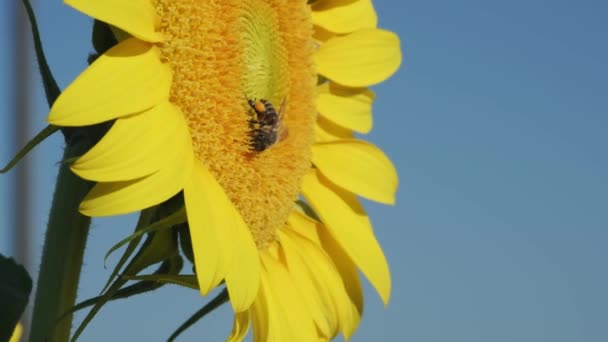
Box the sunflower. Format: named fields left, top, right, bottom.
left=49, top=0, right=401, bottom=340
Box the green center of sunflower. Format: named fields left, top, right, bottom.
left=155, top=0, right=316, bottom=248
left=241, top=1, right=288, bottom=104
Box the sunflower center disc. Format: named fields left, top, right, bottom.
left=154, top=0, right=317, bottom=248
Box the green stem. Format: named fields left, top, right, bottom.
left=29, top=141, right=93, bottom=342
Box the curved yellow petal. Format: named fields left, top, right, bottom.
left=72, top=102, right=184, bottom=182
left=312, top=0, right=377, bottom=34
left=318, top=224, right=364, bottom=337
left=79, top=128, right=193, bottom=216
left=65, top=0, right=162, bottom=42
left=315, top=115, right=354, bottom=143
left=228, top=311, right=250, bottom=342
left=184, top=160, right=259, bottom=311
left=301, top=169, right=391, bottom=304
left=48, top=38, right=171, bottom=126
left=183, top=160, right=233, bottom=295
left=287, top=210, right=322, bottom=245
left=286, top=215, right=363, bottom=339
left=312, top=139, right=398, bottom=204
left=278, top=230, right=333, bottom=337
left=259, top=253, right=318, bottom=342
left=317, top=82, right=375, bottom=133
left=315, top=29, right=401, bottom=87
left=224, top=218, right=260, bottom=312
left=313, top=25, right=336, bottom=43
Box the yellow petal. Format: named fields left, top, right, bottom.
left=65, top=0, right=162, bottom=42
left=315, top=115, right=354, bottom=143
left=72, top=102, right=184, bottom=182
left=183, top=160, right=235, bottom=295
left=301, top=169, right=391, bottom=304
left=259, top=253, right=317, bottom=342
left=281, top=220, right=363, bottom=339
left=278, top=230, right=333, bottom=337
left=313, top=25, right=336, bottom=43
left=317, top=82, right=374, bottom=133
left=79, top=128, right=193, bottom=216
left=287, top=211, right=322, bottom=245
left=48, top=38, right=171, bottom=126
left=312, top=0, right=377, bottom=34
left=224, top=217, right=260, bottom=312
left=312, top=139, right=398, bottom=204
left=315, top=29, right=401, bottom=87
left=318, top=225, right=364, bottom=337
left=228, top=311, right=250, bottom=342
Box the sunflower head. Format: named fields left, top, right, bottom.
left=49, top=0, right=401, bottom=340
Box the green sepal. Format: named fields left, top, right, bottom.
left=177, top=223, right=195, bottom=264
left=21, top=0, right=60, bottom=106
left=0, top=254, right=32, bottom=342
left=92, top=20, right=118, bottom=55
left=1, top=125, right=59, bottom=174
left=167, top=288, right=229, bottom=342
left=60, top=255, right=182, bottom=320
left=101, top=208, right=155, bottom=293
left=295, top=199, right=321, bottom=221
left=123, top=219, right=180, bottom=276
left=103, top=206, right=186, bottom=266
left=122, top=274, right=199, bottom=290
left=70, top=225, right=181, bottom=341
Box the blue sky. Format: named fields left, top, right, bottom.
left=1, top=1, right=607, bottom=341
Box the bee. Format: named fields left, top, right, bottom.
left=246, top=97, right=288, bottom=152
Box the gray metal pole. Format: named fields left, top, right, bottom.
left=13, top=0, right=33, bottom=336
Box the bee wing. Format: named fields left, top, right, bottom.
left=277, top=97, right=287, bottom=120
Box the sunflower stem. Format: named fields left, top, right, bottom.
left=29, top=141, right=93, bottom=342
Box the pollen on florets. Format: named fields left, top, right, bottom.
left=153, top=0, right=316, bottom=248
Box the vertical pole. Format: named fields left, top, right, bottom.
left=13, top=0, right=33, bottom=336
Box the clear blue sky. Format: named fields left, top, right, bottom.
left=1, top=1, right=607, bottom=341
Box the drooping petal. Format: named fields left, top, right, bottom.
left=315, top=29, right=401, bottom=87
left=258, top=252, right=318, bottom=342
left=285, top=214, right=363, bottom=339
left=224, top=216, right=260, bottom=312
left=65, top=0, right=163, bottom=42
left=312, top=139, right=398, bottom=204
left=317, top=82, right=375, bottom=133
left=71, top=102, right=184, bottom=182
left=48, top=38, right=171, bottom=126
left=301, top=169, right=391, bottom=304
left=79, top=130, right=193, bottom=216
left=318, top=225, right=364, bottom=337
left=287, top=210, right=323, bottom=245
left=228, top=311, right=250, bottom=342
left=315, top=115, right=354, bottom=143
left=312, top=0, right=377, bottom=34
left=183, top=160, right=235, bottom=296
left=278, top=230, right=333, bottom=337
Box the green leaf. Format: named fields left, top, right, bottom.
left=168, top=288, right=229, bottom=342
left=0, top=255, right=32, bottom=342
left=1, top=125, right=59, bottom=174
